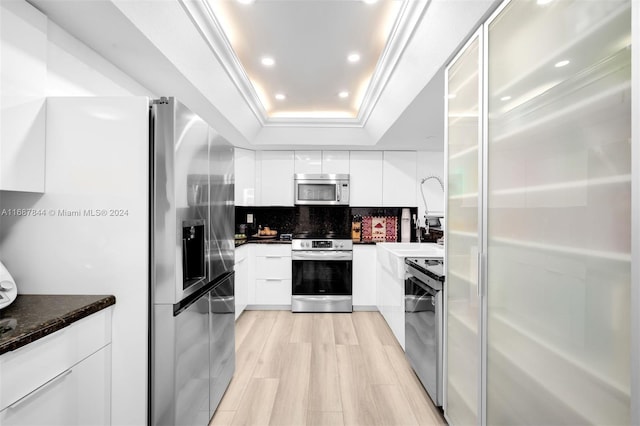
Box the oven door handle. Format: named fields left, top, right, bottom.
left=292, top=251, right=353, bottom=261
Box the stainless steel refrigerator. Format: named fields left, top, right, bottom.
left=150, top=97, right=235, bottom=425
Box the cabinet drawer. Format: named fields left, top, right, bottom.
left=0, top=345, right=111, bottom=426
left=253, top=244, right=291, bottom=257
left=255, top=256, right=292, bottom=279
left=0, top=307, right=113, bottom=411
left=255, top=279, right=292, bottom=305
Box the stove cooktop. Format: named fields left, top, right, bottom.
left=405, top=257, right=445, bottom=281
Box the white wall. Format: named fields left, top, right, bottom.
left=0, top=2, right=152, bottom=425
left=45, top=22, right=152, bottom=97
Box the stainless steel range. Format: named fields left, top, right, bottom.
left=291, top=238, right=353, bottom=312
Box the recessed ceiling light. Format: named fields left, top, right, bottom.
left=555, top=59, right=570, bottom=68
left=237, top=0, right=255, bottom=4
left=261, top=56, right=275, bottom=67
left=275, top=93, right=286, bottom=101
left=338, top=91, right=349, bottom=99
left=362, top=0, right=378, bottom=4
left=347, top=53, right=361, bottom=63
left=536, top=0, right=553, bottom=4
left=500, top=96, right=511, bottom=101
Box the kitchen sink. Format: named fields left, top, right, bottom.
left=378, top=242, right=444, bottom=258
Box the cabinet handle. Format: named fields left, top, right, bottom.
left=264, top=256, right=283, bottom=259
left=264, top=279, right=282, bottom=282
left=477, top=252, right=486, bottom=298
left=8, top=368, right=73, bottom=409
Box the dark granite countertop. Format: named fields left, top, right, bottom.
left=0, top=294, right=116, bottom=355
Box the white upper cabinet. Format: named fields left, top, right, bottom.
left=254, top=150, right=419, bottom=207
left=234, top=148, right=256, bottom=206
left=321, top=151, right=350, bottom=174
left=294, top=151, right=322, bottom=174
left=294, top=151, right=350, bottom=175
left=0, top=0, right=47, bottom=192
left=257, top=150, right=294, bottom=206
left=382, top=151, right=417, bottom=207
left=349, top=151, right=383, bottom=207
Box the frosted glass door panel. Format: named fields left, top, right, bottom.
left=446, top=34, right=481, bottom=426
left=486, top=1, right=631, bottom=425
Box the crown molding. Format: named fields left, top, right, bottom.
left=178, top=0, right=268, bottom=126
left=180, top=0, right=429, bottom=128
left=357, top=0, right=431, bottom=125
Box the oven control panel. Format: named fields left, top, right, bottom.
left=292, top=239, right=353, bottom=251
left=313, top=240, right=332, bottom=249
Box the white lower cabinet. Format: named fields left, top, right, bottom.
left=250, top=244, right=291, bottom=307
left=234, top=244, right=251, bottom=319
left=375, top=245, right=406, bottom=349
left=0, top=308, right=112, bottom=426
left=353, top=245, right=377, bottom=308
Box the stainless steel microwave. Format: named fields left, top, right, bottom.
left=294, top=174, right=350, bottom=205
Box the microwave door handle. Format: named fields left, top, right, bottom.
left=337, top=185, right=341, bottom=202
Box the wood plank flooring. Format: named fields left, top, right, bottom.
left=210, top=310, right=447, bottom=426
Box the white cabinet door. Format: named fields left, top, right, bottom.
left=0, top=310, right=112, bottom=426
left=295, top=151, right=349, bottom=174
left=322, top=151, right=350, bottom=174
left=252, top=244, right=292, bottom=306
left=294, top=151, right=322, bottom=174
left=383, top=151, right=417, bottom=207
left=349, top=151, right=383, bottom=207
left=234, top=244, right=250, bottom=319
left=376, top=245, right=411, bottom=350
left=0, top=0, right=47, bottom=192
left=257, top=151, right=294, bottom=206
left=0, top=345, right=111, bottom=426
left=483, top=2, right=632, bottom=425
left=234, top=148, right=256, bottom=206
left=353, top=244, right=377, bottom=307
left=254, top=279, right=292, bottom=305
left=445, top=31, right=482, bottom=426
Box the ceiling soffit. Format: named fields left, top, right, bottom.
left=179, top=0, right=429, bottom=128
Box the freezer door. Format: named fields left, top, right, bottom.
left=152, top=97, right=211, bottom=304
left=207, top=131, right=235, bottom=281
left=209, top=273, right=235, bottom=417
left=152, top=287, right=210, bottom=426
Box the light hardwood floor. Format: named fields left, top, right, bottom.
left=210, top=310, right=447, bottom=426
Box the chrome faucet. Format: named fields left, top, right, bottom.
left=420, top=175, right=444, bottom=237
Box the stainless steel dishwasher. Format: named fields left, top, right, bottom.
left=404, top=257, right=445, bottom=407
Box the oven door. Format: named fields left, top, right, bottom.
left=292, top=251, right=352, bottom=296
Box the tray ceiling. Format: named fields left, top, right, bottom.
left=182, top=0, right=428, bottom=126
left=25, top=0, right=498, bottom=149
